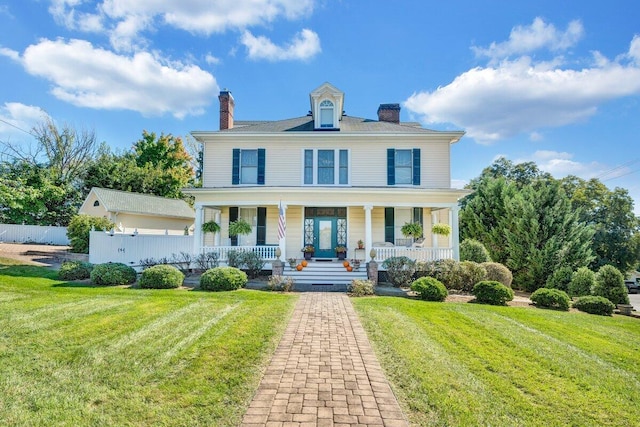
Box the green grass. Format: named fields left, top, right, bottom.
left=352, top=297, right=640, bottom=427
left=0, top=262, right=297, bottom=427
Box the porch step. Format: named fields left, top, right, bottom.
left=284, top=260, right=367, bottom=288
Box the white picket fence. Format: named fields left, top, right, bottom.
left=0, top=223, right=70, bottom=245
left=89, top=231, right=194, bottom=267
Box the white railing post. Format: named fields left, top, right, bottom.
left=194, top=205, right=203, bottom=255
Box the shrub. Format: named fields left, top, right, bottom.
left=58, top=261, right=93, bottom=280
left=90, top=263, right=137, bottom=286
left=195, top=252, right=220, bottom=270
left=226, top=250, right=243, bottom=268
left=242, top=251, right=266, bottom=279
left=139, top=264, right=184, bottom=289
left=170, top=252, right=193, bottom=274
left=472, top=280, right=514, bottom=306
left=481, top=262, right=513, bottom=288
left=66, top=214, right=114, bottom=254
left=458, top=261, right=487, bottom=292
left=267, top=275, right=295, bottom=292
left=593, top=265, right=629, bottom=305
left=382, top=256, right=416, bottom=288
left=348, top=279, right=375, bottom=297
left=416, top=259, right=461, bottom=289
left=569, top=267, right=595, bottom=297
left=573, top=295, right=615, bottom=316
left=545, top=266, right=573, bottom=293
left=200, top=267, right=247, bottom=291
left=460, top=239, right=491, bottom=263
left=411, top=277, right=448, bottom=301
left=530, top=288, right=570, bottom=311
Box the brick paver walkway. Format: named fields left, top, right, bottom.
left=241, top=293, right=408, bottom=427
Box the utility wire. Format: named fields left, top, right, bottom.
left=0, top=118, right=35, bottom=136
left=595, top=158, right=640, bottom=180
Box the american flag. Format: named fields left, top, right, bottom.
left=278, top=202, right=286, bottom=240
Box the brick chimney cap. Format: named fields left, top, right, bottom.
left=377, top=103, right=400, bottom=112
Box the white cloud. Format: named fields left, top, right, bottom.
left=0, top=102, right=48, bottom=144
left=514, top=150, right=603, bottom=178
left=241, top=29, right=321, bottom=61
left=472, top=17, right=584, bottom=62
left=16, top=38, right=218, bottom=118
left=451, top=178, right=468, bottom=189
left=0, top=46, right=20, bottom=61
left=205, top=53, right=221, bottom=65
left=405, top=19, right=640, bottom=144
left=49, top=0, right=316, bottom=52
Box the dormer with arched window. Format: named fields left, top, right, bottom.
left=310, top=82, right=344, bottom=130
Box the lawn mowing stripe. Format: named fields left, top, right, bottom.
left=0, top=291, right=29, bottom=302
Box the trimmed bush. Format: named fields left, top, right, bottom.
left=382, top=256, right=416, bottom=288
left=67, top=214, right=114, bottom=254
left=348, top=279, right=375, bottom=297
left=481, top=262, right=513, bottom=288
left=58, top=260, right=93, bottom=280
left=411, top=277, right=448, bottom=301
left=545, top=266, right=573, bottom=293
left=569, top=267, right=596, bottom=297
left=458, top=261, right=487, bottom=292
left=90, top=263, right=137, bottom=286
left=530, top=288, right=570, bottom=311
left=573, top=295, right=615, bottom=316
left=416, top=259, right=461, bottom=289
left=200, top=267, right=247, bottom=291
left=593, top=265, right=629, bottom=305
left=472, top=280, right=514, bottom=306
left=267, top=275, right=295, bottom=292
left=460, top=239, right=491, bottom=263
left=139, top=265, right=184, bottom=289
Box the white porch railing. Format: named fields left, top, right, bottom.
left=201, top=245, right=278, bottom=261
left=373, top=246, right=453, bottom=263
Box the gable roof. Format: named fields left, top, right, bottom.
left=219, top=115, right=443, bottom=134
left=84, top=188, right=195, bottom=219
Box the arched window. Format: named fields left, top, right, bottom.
left=320, top=100, right=334, bottom=128
left=93, top=200, right=100, bottom=207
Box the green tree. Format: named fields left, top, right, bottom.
left=67, top=214, right=114, bottom=253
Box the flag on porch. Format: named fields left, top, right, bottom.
left=278, top=202, right=286, bottom=240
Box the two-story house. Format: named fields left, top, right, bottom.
left=187, top=82, right=468, bottom=279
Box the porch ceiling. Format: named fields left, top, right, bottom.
left=187, top=186, right=470, bottom=207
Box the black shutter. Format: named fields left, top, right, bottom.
left=229, top=207, right=238, bottom=246
left=384, top=207, right=395, bottom=243
left=232, top=149, right=240, bottom=185
left=387, top=149, right=395, bottom=185
left=257, top=148, right=265, bottom=185
left=412, top=148, right=421, bottom=186
left=256, top=207, right=266, bottom=245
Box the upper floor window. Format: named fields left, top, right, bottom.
left=304, top=149, right=349, bottom=185
left=320, top=100, right=334, bottom=128
left=387, top=148, right=421, bottom=186
left=232, top=148, right=265, bottom=185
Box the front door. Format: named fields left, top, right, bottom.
left=314, top=217, right=337, bottom=258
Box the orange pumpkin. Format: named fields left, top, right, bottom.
left=301, top=260, right=308, bottom=267
left=346, top=266, right=353, bottom=272
left=296, top=264, right=303, bottom=271
left=343, top=261, right=350, bottom=267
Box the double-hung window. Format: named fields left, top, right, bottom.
left=320, top=100, right=334, bottom=128
left=387, top=148, right=421, bottom=186
left=232, top=148, right=265, bottom=185
left=303, top=149, right=349, bottom=185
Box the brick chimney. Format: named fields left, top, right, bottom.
left=219, top=89, right=234, bottom=130
left=377, top=103, right=400, bottom=124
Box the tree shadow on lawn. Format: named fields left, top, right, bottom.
left=0, top=264, right=59, bottom=280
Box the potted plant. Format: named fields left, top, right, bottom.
left=432, top=223, right=451, bottom=236
left=202, top=220, right=221, bottom=235
left=401, top=222, right=423, bottom=242
left=357, top=239, right=364, bottom=249
left=287, top=257, right=297, bottom=269
left=302, top=245, right=315, bottom=260
left=351, top=259, right=361, bottom=271
left=228, top=218, right=252, bottom=237
left=335, top=245, right=347, bottom=260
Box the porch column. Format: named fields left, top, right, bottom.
left=448, top=210, right=453, bottom=249
left=194, top=204, right=203, bottom=255
left=451, top=205, right=460, bottom=261
left=278, top=204, right=287, bottom=259
left=214, top=210, right=221, bottom=246
left=431, top=211, right=438, bottom=249
left=364, top=205, right=373, bottom=257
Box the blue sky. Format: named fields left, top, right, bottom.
left=1, top=1, right=640, bottom=212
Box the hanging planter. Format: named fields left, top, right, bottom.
left=228, top=218, right=252, bottom=237
left=432, top=223, right=451, bottom=236
left=401, top=222, right=423, bottom=240
left=202, top=220, right=221, bottom=234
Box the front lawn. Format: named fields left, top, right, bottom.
left=0, top=263, right=297, bottom=426
left=353, top=297, right=640, bottom=427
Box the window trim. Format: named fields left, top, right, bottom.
left=387, top=148, right=421, bottom=186
left=302, top=148, right=350, bottom=186
left=232, top=148, right=265, bottom=185
left=319, top=99, right=335, bottom=128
